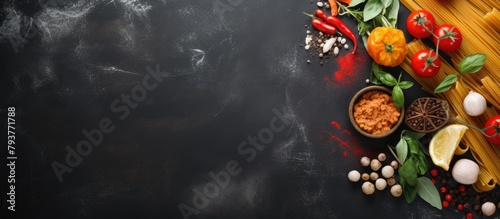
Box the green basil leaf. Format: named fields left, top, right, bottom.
left=417, top=177, right=442, bottom=209
left=349, top=0, right=366, bottom=7
left=398, top=81, right=414, bottom=89
left=402, top=181, right=418, bottom=203
left=392, top=85, right=404, bottom=109
left=395, top=137, right=408, bottom=164
left=402, top=130, right=425, bottom=140
left=381, top=0, right=392, bottom=8
left=363, top=0, right=384, bottom=22
left=405, top=137, right=420, bottom=155
left=434, top=75, right=458, bottom=93
left=416, top=153, right=428, bottom=175
left=458, top=53, right=487, bottom=74
left=385, top=0, right=399, bottom=27
left=379, top=72, right=397, bottom=86
left=399, top=159, right=417, bottom=187
left=370, top=62, right=383, bottom=84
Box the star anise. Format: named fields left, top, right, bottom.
left=405, top=98, right=450, bottom=133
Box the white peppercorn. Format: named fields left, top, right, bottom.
left=362, top=181, right=375, bottom=195
left=381, top=165, right=394, bottom=178
left=375, top=178, right=387, bottom=190
left=370, top=159, right=382, bottom=171
left=391, top=184, right=403, bottom=197
left=348, top=170, right=361, bottom=182
left=361, top=173, right=370, bottom=181
left=390, top=160, right=399, bottom=170
left=360, top=156, right=370, bottom=166
left=370, top=172, right=379, bottom=181
left=377, top=153, right=386, bottom=162
left=387, top=177, right=396, bottom=186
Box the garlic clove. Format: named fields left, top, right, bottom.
left=451, top=159, right=479, bottom=185
left=481, top=202, right=496, bottom=216
left=463, top=91, right=487, bottom=116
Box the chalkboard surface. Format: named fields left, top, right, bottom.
left=1, top=0, right=498, bottom=218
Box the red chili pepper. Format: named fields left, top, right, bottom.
left=315, top=9, right=358, bottom=54
left=311, top=19, right=336, bottom=35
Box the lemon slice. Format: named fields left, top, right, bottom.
left=429, top=124, right=468, bottom=170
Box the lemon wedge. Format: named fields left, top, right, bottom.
left=429, top=124, right=468, bottom=171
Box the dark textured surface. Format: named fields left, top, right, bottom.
left=1, top=0, right=497, bottom=218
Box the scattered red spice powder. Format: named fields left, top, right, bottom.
left=318, top=120, right=365, bottom=157
left=324, top=53, right=369, bottom=87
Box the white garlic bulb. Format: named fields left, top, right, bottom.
left=451, top=159, right=479, bottom=185
left=463, top=91, right=487, bottom=116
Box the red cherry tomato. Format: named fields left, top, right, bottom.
left=433, top=24, right=462, bottom=52
left=483, top=115, right=500, bottom=146
left=411, top=49, right=441, bottom=78
left=406, top=10, right=436, bottom=38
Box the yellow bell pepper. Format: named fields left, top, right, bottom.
left=367, top=27, right=408, bottom=67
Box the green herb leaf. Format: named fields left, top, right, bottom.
left=434, top=75, right=458, bottom=93
left=370, top=62, right=383, bottom=84
left=399, top=158, right=417, bottom=187
left=392, top=85, right=404, bottom=108
left=405, top=136, right=420, bottom=155
left=398, top=81, right=414, bottom=89
left=363, top=0, right=384, bottom=22
left=379, top=72, right=397, bottom=86
left=381, top=0, right=392, bottom=8
left=416, top=153, right=428, bottom=175
left=402, top=130, right=425, bottom=140
left=385, top=0, right=399, bottom=27
left=349, top=0, right=366, bottom=7
left=403, top=182, right=418, bottom=203
left=458, top=53, right=487, bottom=74
left=417, top=177, right=442, bottom=209
left=395, top=137, right=408, bottom=164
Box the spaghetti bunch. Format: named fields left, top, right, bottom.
left=399, top=0, right=500, bottom=192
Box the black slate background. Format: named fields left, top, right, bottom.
left=1, top=0, right=498, bottom=218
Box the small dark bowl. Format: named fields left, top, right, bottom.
left=348, top=86, right=405, bottom=138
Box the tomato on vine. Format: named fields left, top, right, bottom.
left=406, top=10, right=436, bottom=38
left=483, top=115, right=500, bottom=146
left=411, top=49, right=441, bottom=78
left=433, top=24, right=462, bottom=52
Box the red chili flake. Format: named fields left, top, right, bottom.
left=324, top=53, right=368, bottom=88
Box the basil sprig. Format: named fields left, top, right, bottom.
left=370, top=62, right=414, bottom=109
left=434, top=53, right=486, bottom=93
left=388, top=130, right=442, bottom=209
